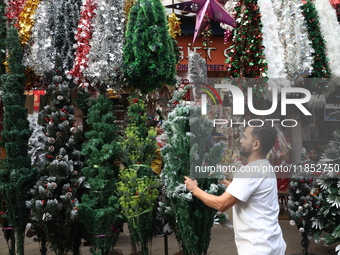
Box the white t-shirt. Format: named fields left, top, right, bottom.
left=226, top=159, right=286, bottom=255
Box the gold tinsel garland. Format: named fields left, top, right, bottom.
left=17, top=0, right=40, bottom=46
left=124, top=0, right=134, bottom=20
left=168, top=13, right=181, bottom=39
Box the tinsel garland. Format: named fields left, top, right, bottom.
left=314, top=0, right=340, bottom=78
left=330, top=0, right=340, bottom=22
left=5, top=0, right=27, bottom=21
left=168, top=13, right=181, bottom=39
left=55, top=0, right=82, bottom=73
left=124, top=0, right=135, bottom=20
left=301, top=0, right=331, bottom=95
left=220, top=0, right=236, bottom=43
left=84, top=0, right=125, bottom=87
left=257, top=0, right=290, bottom=90
left=67, top=0, right=97, bottom=88
left=17, top=0, right=41, bottom=46
left=226, top=0, right=268, bottom=97
left=23, top=0, right=56, bottom=77
left=271, top=0, right=314, bottom=82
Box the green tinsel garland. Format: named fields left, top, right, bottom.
left=226, top=0, right=268, bottom=98
left=301, top=0, right=331, bottom=95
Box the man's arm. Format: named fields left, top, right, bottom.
left=184, top=176, right=239, bottom=212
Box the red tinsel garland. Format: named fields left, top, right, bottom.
left=5, top=0, right=27, bottom=21
left=330, top=0, right=340, bottom=22
left=67, top=0, right=97, bottom=88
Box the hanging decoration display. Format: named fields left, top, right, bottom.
left=330, top=0, right=340, bottom=22
left=257, top=0, right=290, bottom=90
left=165, top=0, right=236, bottom=44
left=5, top=0, right=27, bottom=21
left=168, top=13, right=182, bottom=39
left=301, top=0, right=330, bottom=95
left=220, top=0, right=237, bottom=43
left=84, top=0, right=125, bottom=88
left=55, top=0, right=82, bottom=74
left=17, top=0, right=41, bottom=46
left=225, top=0, right=268, bottom=98
left=67, top=0, right=97, bottom=88
left=124, top=0, right=135, bottom=20
left=271, top=0, right=314, bottom=82
left=23, top=0, right=56, bottom=77
left=314, top=0, right=340, bottom=78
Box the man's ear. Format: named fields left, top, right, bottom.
left=253, top=140, right=260, bottom=151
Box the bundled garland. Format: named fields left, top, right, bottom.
left=301, top=0, right=331, bottom=95
left=67, top=0, right=97, bottom=88
left=226, top=0, right=268, bottom=98
left=84, top=0, right=125, bottom=89
left=0, top=27, right=37, bottom=255
left=0, top=0, right=5, bottom=83
left=314, top=0, right=340, bottom=78
left=123, top=0, right=177, bottom=93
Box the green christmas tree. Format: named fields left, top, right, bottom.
left=26, top=74, right=89, bottom=255
left=0, top=27, right=37, bottom=255
left=117, top=97, right=159, bottom=255
left=160, top=104, right=226, bottom=255
left=313, top=131, right=340, bottom=252
left=77, top=94, right=123, bottom=255
left=288, top=168, right=320, bottom=255
left=123, top=0, right=177, bottom=93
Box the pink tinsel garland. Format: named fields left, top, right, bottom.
left=67, top=0, right=97, bottom=88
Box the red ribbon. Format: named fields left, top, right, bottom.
left=93, top=226, right=121, bottom=238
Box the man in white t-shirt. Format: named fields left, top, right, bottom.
left=184, top=123, right=286, bottom=255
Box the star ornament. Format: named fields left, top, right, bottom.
left=165, top=0, right=237, bottom=44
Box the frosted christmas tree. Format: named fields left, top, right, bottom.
left=26, top=69, right=89, bottom=255
left=313, top=131, right=340, bottom=254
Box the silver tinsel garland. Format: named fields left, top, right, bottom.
left=23, top=0, right=56, bottom=76
left=272, top=0, right=314, bottom=82
left=84, top=0, right=125, bottom=87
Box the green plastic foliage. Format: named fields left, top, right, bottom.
left=117, top=167, right=159, bottom=255
left=123, top=0, right=177, bottom=93
left=78, top=94, right=123, bottom=255
left=301, top=0, right=331, bottom=95
left=117, top=97, right=159, bottom=255
left=161, top=105, right=225, bottom=255
left=0, top=27, right=36, bottom=255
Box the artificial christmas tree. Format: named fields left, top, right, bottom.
left=26, top=71, right=89, bottom=255
left=117, top=97, right=159, bottom=255
left=160, top=103, right=226, bottom=255
left=288, top=168, right=320, bottom=255
left=123, top=0, right=177, bottom=93
left=77, top=94, right=123, bottom=255
left=0, top=27, right=37, bottom=255
left=313, top=131, right=340, bottom=254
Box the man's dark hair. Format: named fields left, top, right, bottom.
left=249, top=122, right=277, bottom=155
left=309, top=145, right=320, bottom=154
